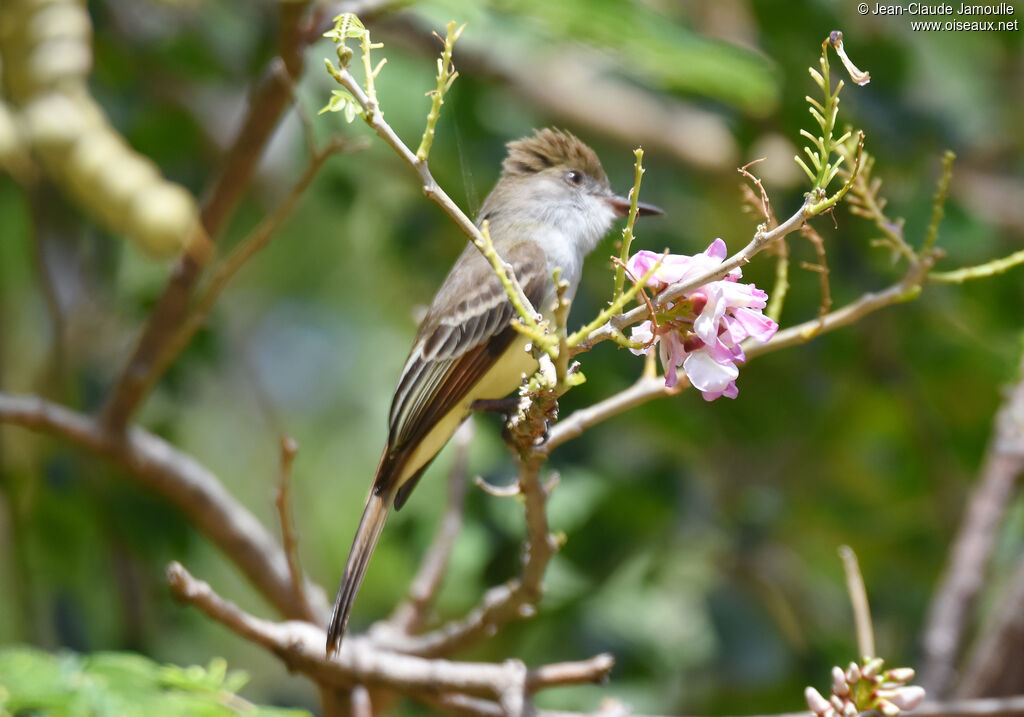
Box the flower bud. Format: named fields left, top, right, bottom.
left=877, top=699, right=901, bottom=717
left=832, top=666, right=849, bottom=695
left=846, top=663, right=861, bottom=683
left=805, top=686, right=831, bottom=715
left=885, top=667, right=915, bottom=684
left=889, top=686, right=925, bottom=711
left=862, top=658, right=884, bottom=680
left=689, top=291, right=707, bottom=315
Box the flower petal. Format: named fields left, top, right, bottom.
left=704, top=238, right=728, bottom=260
left=683, top=349, right=738, bottom=393
left=732, top=307, right=778, bottom=342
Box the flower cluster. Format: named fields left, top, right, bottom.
left=627, top=239, right=777, bottom=400
left=805, top=659, right=925, bottom=717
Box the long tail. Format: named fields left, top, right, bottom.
left=326, top=487, right=393, bottom=655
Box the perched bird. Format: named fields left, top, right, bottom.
left=327, top=128, right=661, bottom=654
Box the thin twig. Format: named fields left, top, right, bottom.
left=838, top=545, right=875, bottom=659
left=323, top=61, right=541, bottom=335
left=542, top=375, right=683, bottom=456
left=739, top=162, right=787, bottom=322
left=276, top=435, right=315, bottom=623
left=929, top=248, right=1024, bottom=284
left=745, top=251, right=938, bottom=358
left=475, top=476, right=522, bottom=498
left=840, top=147, right=916, bottom=266
left=799, top=222, right=833, bottom=323
left=922, top=150, right=956, bottom=254
left=738, top=158, right=778, bottom=227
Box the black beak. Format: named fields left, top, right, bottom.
left=605, top=194, right=664, bottom=218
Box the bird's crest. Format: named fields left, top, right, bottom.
left=501, top=128, right=607, bottom=183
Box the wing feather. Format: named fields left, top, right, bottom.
left=377, top=241, right=548, bottom=496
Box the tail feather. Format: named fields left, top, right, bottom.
left=326, top=488, right=392, bottom=656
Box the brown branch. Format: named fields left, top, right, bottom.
left=799, top=222, right=833, bottom=323
left=543, top=375, right=683, bottom=455
left=738, top=159, right=778, bottom=228
left=372, top=454, right=564, bottom=657
left=922, top=350, right=1024, bottom=696
left=166, top=561, right=614, bottom=697
left=0, top=391, right=328, bottom=621
left=745, top=252, right=939, bottom=360
left=386, top=421, right=472, bottom=635
left=99, top=1, right=315, bottom=432
left=276, top=435, right=316, bottom=623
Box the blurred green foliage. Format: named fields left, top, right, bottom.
left=0, top=646, right=311, bottom=716
left=1, top=0, right=1022, bottom=715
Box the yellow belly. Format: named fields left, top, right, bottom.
left=396, top=334, right=536, bottom=486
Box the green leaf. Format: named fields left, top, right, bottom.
left=319, top=89, right=360, bottom=122
left=323, top=12, right=366, bottom=42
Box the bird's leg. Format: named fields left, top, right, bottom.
left=470, top=398, right=519, bottom=415
left=470, top=397, right=527, bottom=451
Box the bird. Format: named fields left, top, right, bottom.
left=326, top=128, right=662, bottom=655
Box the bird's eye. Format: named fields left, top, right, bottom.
left=565, top=169, right=583, bottom=186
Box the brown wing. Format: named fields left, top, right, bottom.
left=375, top=240, right=548, bottom=502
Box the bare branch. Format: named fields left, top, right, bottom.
left=166, top=561, right=614, bottom=697
left=475, top=476, right=523, bottom=498
left=921, top=349, right=1024, bottom=696
left=799, top=222, right=833, bottom=323
left=0, top=391, right=328, bottom=621
left=745, top=252, right=938, bottom=360
left=276, top=435, right=316, bottom=623
left=542, top=375, right=683, bottom=455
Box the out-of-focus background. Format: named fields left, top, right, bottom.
left=1, top=0, right=1022, bottom=714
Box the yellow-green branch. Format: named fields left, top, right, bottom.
left=416, top=22, right=465, bottom=162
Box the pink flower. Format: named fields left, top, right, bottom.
left=627, top=240, right=777, bottom=401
